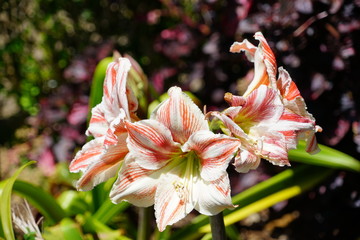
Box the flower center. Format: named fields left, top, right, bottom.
left=168, top=151, right=200, bottom=203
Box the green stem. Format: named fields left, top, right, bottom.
left=137, top=207, right=152, bottom=240
left=210, top=212, right=226, bottom=240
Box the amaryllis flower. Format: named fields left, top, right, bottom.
left=229, top=32, right=322, bottom=153
left=210, top=32, right=321, bottom=172
left=110, top=86, right=240, bottom=231
left=69, top=57, right=138, bottom=191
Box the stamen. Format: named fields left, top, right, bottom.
left=173, top=181, right=185, bottom=200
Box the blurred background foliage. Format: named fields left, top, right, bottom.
left=1, top=0, right=360, bottom=239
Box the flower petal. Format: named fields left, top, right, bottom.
left=234, top=85, right=283, bottom=129
left=154, top=172, right=195, bottom=232
left=104, top=109, right=127, bottom=146
left=76, top=134, right=128, bottom=191
left=233, top=147, right=261, bottom=173
left=86, top=103, right=108, bottom=138
left=69, top=138, right=104, bottom=173
left=231, top=32, right=277, bottom=97
left=125, top=119, right=181, bottom=170
left=224, top=92, right=246, bottom=107
left=229, top=39, right=257, bottom=61
left=304, top=129, right=321, bottom=154
left=210, top=111, right=248, bottom=139
left=182, top=130, right=240, bottom=181
left=110, top=155, right=158, bottom=207
left=277, top=67, right=301, bottom=101
left=103, top=58, right=137, bottom=120
left=194, top=173, right=235, bottom=215
left=151, top=86, right=209, bottom=144
left=254, top=128, right=290, bottom=166
left=254, top=32, right=277, bottom=86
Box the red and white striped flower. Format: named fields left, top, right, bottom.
left=211, top=32, right=321, bottom=173
left=110, top=86, right=240, bottom=231
left=69, top=57, right=138, bottom=191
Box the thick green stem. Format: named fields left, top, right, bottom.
left=210, top=212, right=226, bottom=240
left=137, top=207, right=152, bottom=240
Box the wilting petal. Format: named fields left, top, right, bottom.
left=229, top=39, right=257, bottom=61
left=234, top=85, right=283, bottom=129
left=277, top=67, right=301, bottom=101
left=253, top=127, right=289, bottom=166
left=154, top=172, right=195, bottom=232
left=254, top=32, right=277, bottom=86
left=194, top=173, right=235, bottom=215
left=69, top=138, right=104, bottom=173
left=76, top=137, right=128, bottom=191
left=151, top=86, right=209, bottom=144
left=271, top=109, right=315, bottom=131
left=267, top=109, right=315, bottom=149
left=231, top=32, right=277, bottom=97
left=305, top=129, right=321, bottom=154
left=110, top=155, right=158, bottom=207
left=234, top=147, right=261, bottom=173
left=125, top=120, right=181, bottom=170
left=182, top=130, right=240, bottom=181
left=86, top=103, right=108, bottom=138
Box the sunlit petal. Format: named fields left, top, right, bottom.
left=254, top=32, right=277, bottom=85
left=102, top=58, right=138, bottom=120
left=125, top=119, right=181, bottom=170
left=235, top=85, right=283, bottom=127
left=110, top=155, right=158, bottom=207
left=277, top=67, right=301, bottom=101
left=195, top=173, right=235, bottom=216
left=211, top=111, right=248, bottom=139
left=233, top=147, right=261, bottom=173
left=76, top=138, right=128, bottom=191
left=69, top=138, right=104, bottom=173
left=229, top=39, right=257, bottom=61
left=151, top=86, right=209, bottom=144
left=154, top=172, right=195, bottom=232
left=194, top=173, right=235, bottom=215
left=224, top=92, right=246, bottom=107
left=254, top=128, right=290, bottom=166
left=104, top=109, right=127, bottom=146
left=182, top=130, right=240, bottom=181
left=86, top=103, right=108, bottom=138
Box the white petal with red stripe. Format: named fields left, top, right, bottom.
left=182, top=130, right=240, bottom=181
left=125, top=119, right=181, bottom=170
left=151, top=86, right=209, bottom=144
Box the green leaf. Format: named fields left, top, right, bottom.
left=93, top=199, right=130, bottom=224
left=172, top=165, right=334, bottom=240
left=81, top=212, right=132, bottom=240
left=57, top=190, right=91, bottom=216
left=89, top=57, right=113, bottom=110
left=60, top=218, right=83, bottom=240
left=290, top=142, right=360, bottom=172
left=0, top=161, right=35, bottom=240
left=13, top=180, right=67, bottom=223
left=208, top=167, right=333, bottom=233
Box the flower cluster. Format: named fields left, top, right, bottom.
left=69, top=32, right=321, bottom=231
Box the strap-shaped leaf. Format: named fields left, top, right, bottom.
left=171, top=165, right=334, bottom=240
left=289, top=142, right=360, bottom=172
left=0, top=161, right=35, bottom=240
